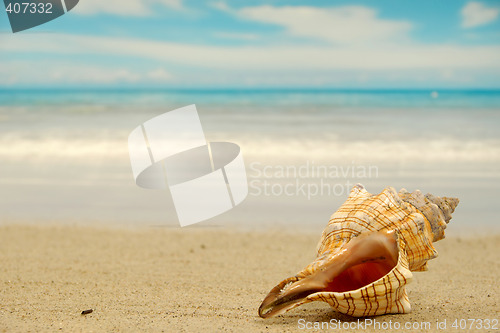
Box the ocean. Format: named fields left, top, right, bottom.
left=1, top=89, right=499, bottom=236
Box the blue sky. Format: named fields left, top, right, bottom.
left=1, top=0, right=499, bottom=88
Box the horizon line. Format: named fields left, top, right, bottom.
left=1, top=87, right=500, bottom=93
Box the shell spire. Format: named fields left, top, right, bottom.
left=398, top=188, right=459, bottom=241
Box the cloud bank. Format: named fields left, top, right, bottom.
left=236, top=5, right=412, bottom=45
left=1, top=3, right=500, bottom=87
left=74, top=0, right=183, bottom=16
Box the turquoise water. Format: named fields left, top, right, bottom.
left=1, top=88, right=500, bottom=108
left=0, top=89, right=499, bottom=235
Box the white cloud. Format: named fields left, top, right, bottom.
left=0, top=61, right=172, bottom=85
left=2, top=33, right=499, bottom=70
left=462, top=2, right=499, bottom=28
left=228, top=5, right=412, bottom=45
left=213, top=32, right=260, bottom=41
left=210, top=1, right=230, bottom=13
left=51, top=66, right=141, bottom=83
left=74, top=0, right=183, bottom=16
left=147, top=68, right=173, bottom=81
left=1, top=33, right=499, bottom=86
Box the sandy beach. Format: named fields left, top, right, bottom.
left=0, top=224, right=498, bottom=332
left=2, top=0, right=500, bottom=331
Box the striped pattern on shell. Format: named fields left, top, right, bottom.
left=317, top=184, right=447, bottom=271
left=258, top=184, right=459, bottom=318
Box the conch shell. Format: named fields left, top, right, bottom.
left=258, top=184, right=459, bottom=318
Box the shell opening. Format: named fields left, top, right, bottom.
left=322, top=258, right=397, bottom=293
left=258, top=230, right=399, bottom=318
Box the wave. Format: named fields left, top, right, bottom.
left=1, top=134, right=499, bottom=165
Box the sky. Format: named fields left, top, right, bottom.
left=1, top=0, right=499, bottom=88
